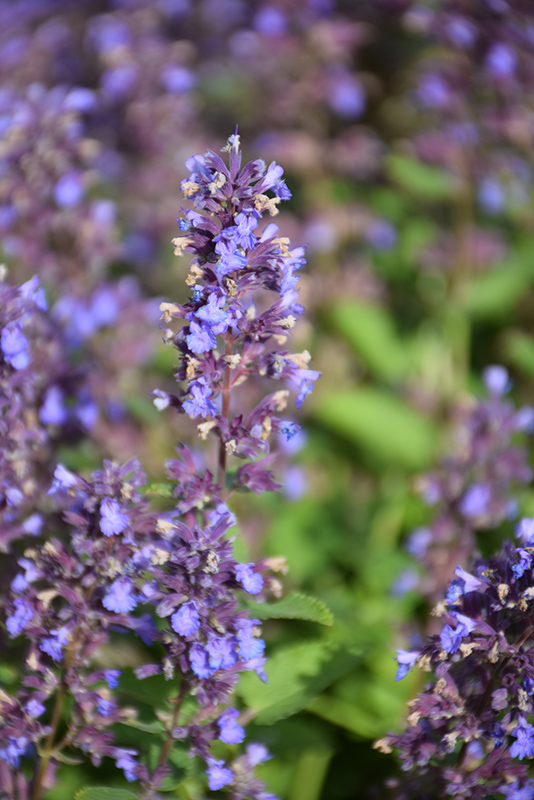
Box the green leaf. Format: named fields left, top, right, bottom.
left=506, top=331, right=534, bottom=378
left=386, top=154, right=459, bottom=200
left=142, top=482, right=174, bottom=498
left=463, top=259, right=534, bottom=318
left=237, top=640, right=362, bottom=725
left=246, top=592, right=333, bottom=626
left=117, top=718, right=165, bottom=734
left=328, top=302, right=409, bottom=381
left=74, top=789, right=138, bottom=800
left=313, top=387, right=437, bottom=470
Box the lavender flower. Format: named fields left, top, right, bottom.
left=380, top=519, right=534, bottom=799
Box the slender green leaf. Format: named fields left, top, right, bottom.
left=246, top=592, right=333, bottom=626
left=386, top=154, right=459, bottom=200
left=328, top=302, right=409, bottom=381
left=313, top=387, right=437, bottom=470
left=117, top=718, right=165, bottom=735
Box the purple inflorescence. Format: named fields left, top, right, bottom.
left=406, top=367, right=533, bottom=601
left=0, top=136, right=314, bottom=799
left=154, top=132, right=320, bottom=496
left=379, top=519, right=534, bottom=799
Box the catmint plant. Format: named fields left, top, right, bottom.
left=0, top=272, right=92, bottom=551
left=406, top=366, right=534, bottom=601
left=0, top=133, right=318, bottom=799
left=378, top=516, right=534, bottom=799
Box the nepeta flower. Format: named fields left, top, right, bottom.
left=100, top=498, right=129, bottom=537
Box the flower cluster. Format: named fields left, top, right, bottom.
left=0, top=136, right=312, bottom=799
left=0, top=273, right=92, bottom=550
left=154, top=132, right=320, bottom=494
left=379, top=517, right=534, bottom=799
left=406, top=366, right=533, bottom=600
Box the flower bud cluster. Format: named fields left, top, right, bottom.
left=407, top=366, right=533, bottom=600
left=381, top=519, right=534, bottom=799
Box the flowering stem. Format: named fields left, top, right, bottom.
left=31, top=690, right=65, bottom=800
left=217, top=339, right=233, bottom=488
left=156, top=680, right=188, bottom=773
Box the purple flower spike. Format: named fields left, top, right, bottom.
left=171, top=601, right=200, bottom=636
left=100, top=498, right=129, bottom=537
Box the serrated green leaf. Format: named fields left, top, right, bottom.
left=313, top=387, right=437, bottom=470
left=237, top=640, right=362, bottom=725
left=386, top=154, right=459, bottom=200
left=246, top=592, right=333, bottom=626
left=74, top=789, right=137, bottom=800
left=328, top=302, right=409, bottom=381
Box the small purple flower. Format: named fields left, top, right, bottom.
left=446, top=16, right=476, bottom=48
left=418, top=74, right=451, bottom=109
left=219, top=708, right=245, bottom=744
left=486, top=43, right=517, bottom=80
left=478, top=177, right=505, bottom=215
left=215, top=238, right=248, bottom=276
left=195, top=294, right=229, bottom=333
left=296, top=380, right=314, bottom=409
left=0, top=736, right=28, bottom=768
left=500, top=782, right=534, bottom=800
left=6, top=598, right=33, bottom=636
left=115, top=750, right=139, bottom=782
left=171, top=601, right=200, bottom=636
left=246, top=743, right=272, bottom=766
left=206, top=634, right=238, bottom=671
left=39, top=386, right=67, bottom=426
left=41, top=627, right=70, bottom=661
left=235, top=563, right=263, bottom=594
left=440, top=624, right=463, bottom=654
left=231, top=210, right=259, bottom=250
left=97, top=697, right=115, bottom=717
left=100, top=498, right=129, bottom=537
left=366, top=220, right=397, bottom=251
left=517, top=518, right=534, bottom=546
left=207, top=758, right=233, bottom=791
left=483, top=365, right=510, bottom=395
left=54, top=171, right=84, bottom=207
left=454, top=566, right=487, bottom=594
left=102, top=577, right=137, bottom=614
left=186, top=319, right=217, bottom=354
left=458, top=484, right=491, bottom=518
left=236, top=619, right=265, bottom=661
left=161, top=64, right=195, bottom=95
left=104, top=670, right=121, bottom=689
left=183, top=381, right=218, bottom=418
left=24, top=698, right=45, bottom=718
left=329, top=75, right=365, bottom=119
left=190, top=641, right=212, bottom=679
left=1, top=324, right=29, bottom=370
left=510, top=718, right=534, bottom=760
left=395, top=650, right=419, bottom=681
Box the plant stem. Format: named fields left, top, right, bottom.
left=217, top=339, right=233, bottom=489
left=31, top=690, right=64, bottom=800
left=156, top=681, right=188, bottom=772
